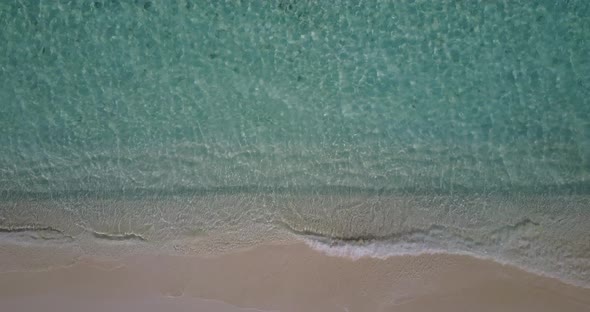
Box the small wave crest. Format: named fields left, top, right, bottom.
left=303, top=236, right=476, bottom=260
left=299, top=233, right=590, bottom=290
left=0, top=225, right=74, bottom=244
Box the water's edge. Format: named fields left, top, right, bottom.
left=1, top=194, right=588, bottom=288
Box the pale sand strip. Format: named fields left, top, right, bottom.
left=0, top=242, right=589, bottom=312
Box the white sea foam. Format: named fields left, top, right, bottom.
left=303, top=237, right=480, bottom=260
left=302, top=236, right=590, bottom=289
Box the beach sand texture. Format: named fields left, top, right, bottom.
left=1, top=242, right=589, bottom=312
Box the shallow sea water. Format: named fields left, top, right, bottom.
left=0, top=1, right=589, bottom=286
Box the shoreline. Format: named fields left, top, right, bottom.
left=1, top=241, right=589, bottom=312
left=2, top=194, right=589, bottom=289
left=303, top=238, right=590, bottom=290
left=1, top=228, right=590, bottom=290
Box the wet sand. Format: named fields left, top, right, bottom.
left=0, top=242, right=589, bottom=312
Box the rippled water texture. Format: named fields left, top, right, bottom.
left=1, top=1, right=589, bottom=286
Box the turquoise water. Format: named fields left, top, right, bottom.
left=1, top=1, right=589, bottom=285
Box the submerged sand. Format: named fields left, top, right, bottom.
left=0, top=242, right=589, bottom=312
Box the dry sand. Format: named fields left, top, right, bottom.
left=0, top=242, right=589, bottom=312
